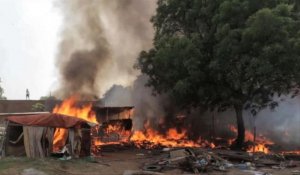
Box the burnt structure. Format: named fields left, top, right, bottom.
left=1, top=113, right=92, bottom=158
left=92, top=106, right=134, bottom=144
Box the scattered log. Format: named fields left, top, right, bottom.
left=97, top=143, right=132, bottom=152
left=255, top=158, right=280, bottom=166
left=213, top=149, right=253, bottom=162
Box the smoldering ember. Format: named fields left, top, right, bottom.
left=1, top=1, right=300, bottom=175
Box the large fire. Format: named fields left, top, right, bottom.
left=130, top=128, right=201, bottom=149
left=52, top=96, right=98, bottom=152
left=51, top=97, right=205, bottom=150
left=50, top=97, right=300, bottom=155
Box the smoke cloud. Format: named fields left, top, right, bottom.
left=103, top=75, right=170, bottom=130
left=252, top=97, right=300, bottom=150
left=55, top=0, right=156, bottom=98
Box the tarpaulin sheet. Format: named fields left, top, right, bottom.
left=6, top=113, right=88, bottom=128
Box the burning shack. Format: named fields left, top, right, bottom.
left=0, top=113, right=93, bottom=158
left=0, top=98, right=135, bottom=158
left=93, top=106, right=133, bottom=143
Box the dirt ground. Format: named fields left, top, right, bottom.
left=0, top=149, right=299, bottom=175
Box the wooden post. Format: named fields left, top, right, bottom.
left=129, top=109, right=132, bottom=119
left=106, top=108, right=108, bottom=122
left=0, top=121, right=9, bottom=157
left=252, top=116, right=256, bottom=162
left=253, top=121, right=256, bottom=153
left=211, top=110, right=215, bottom=142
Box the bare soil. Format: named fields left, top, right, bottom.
left=0, top=149, right=299, bottom=175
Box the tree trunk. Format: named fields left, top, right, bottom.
left=234, top=104, right=245, bottom=150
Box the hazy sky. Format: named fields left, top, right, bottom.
left=0, top=0, right=62, bottom=100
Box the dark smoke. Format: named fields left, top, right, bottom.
left=55, top=0, right=110, bottom=98
left=102, top=84, right=133, bottom=106
left=103, top=75, right=170, bottom=130
left=55, top=0, right=156, bottom=98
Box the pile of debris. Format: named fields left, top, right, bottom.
left=141, top=148, right=232, bottom=174
left=126, top=148, right=300, bottom=175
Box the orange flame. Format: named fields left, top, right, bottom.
left=228, top=125, right=273, bottom=154
left=106, top=124, right=122, bottom=133
left=52, top=96, right=98, bottom=152
left=130, top=128, right=201, bottom=148
left=248, top=143, right=270, bottom=154
left=53, top=128, right=68, bottom=152
left=53, top=96, right=98, bottom=124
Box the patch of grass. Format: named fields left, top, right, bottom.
left=0, top=157, right=104, bottom=175
left=0, top=157, right=33, bottom=172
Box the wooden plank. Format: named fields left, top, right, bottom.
left=35, top=127, right=45, bottom=158
left=0, top=121, right=8, bottom=156
left=23, top=126, right=31, bottom=157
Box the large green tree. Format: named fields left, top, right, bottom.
left=0, top=78, right=6, bottom=100
left=137, top=0, right=300, bottom=149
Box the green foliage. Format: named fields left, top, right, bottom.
left=32, top=103, right=45, bottom=112
left=138, top=0, right=300, bottom=113
left=40, top=95, right=56, bottom=100
left=0, top=78, right=6, bottom=100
